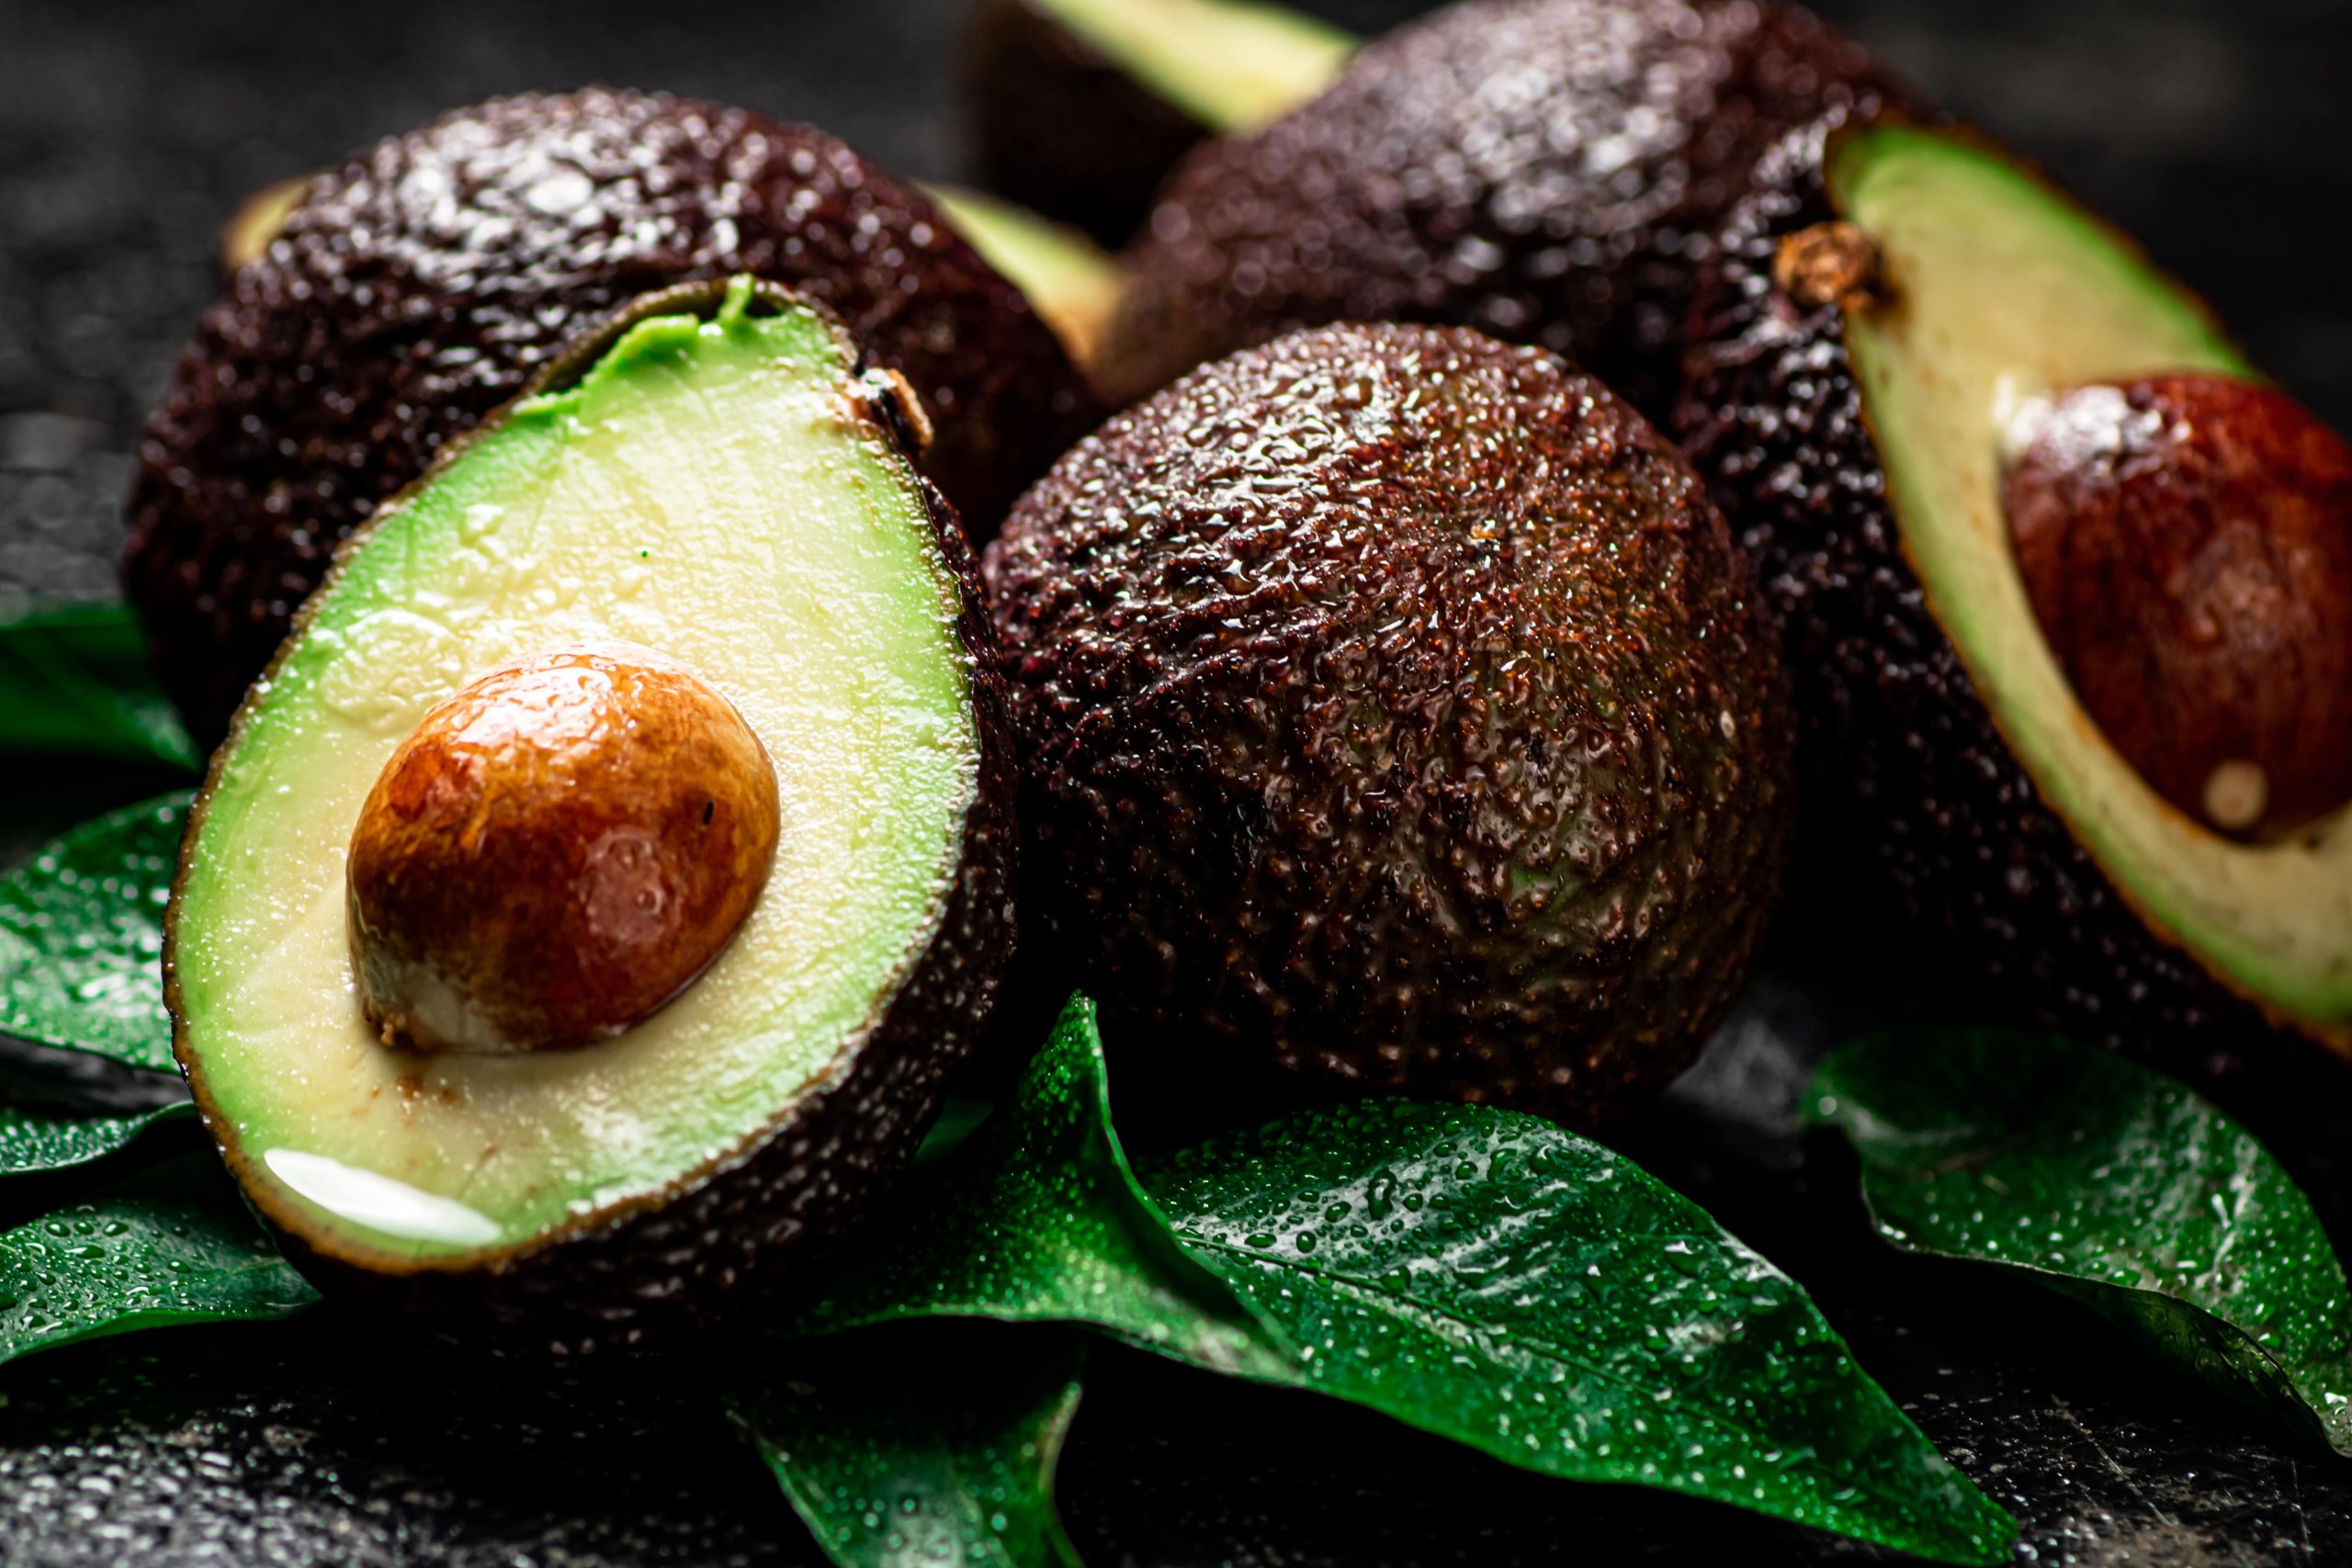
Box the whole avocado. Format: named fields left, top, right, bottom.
left=1101, top=0, right=1913, bottom=417
left=126, top=87, right=1099, bottom=745
left=984, top=322, right=1794, bottom=1128
left=1673, top=112, right=2318, bottom=1069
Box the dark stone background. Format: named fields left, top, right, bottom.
left=2, top=0, right=2348, bottom=1563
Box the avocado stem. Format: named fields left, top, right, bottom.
left=1774, top=222, right=1884, bottom=312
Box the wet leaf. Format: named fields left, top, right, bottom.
left=0, top=792, right=188, bottom=1074
left=0, top=602, right=198, bottom=770
left=797, top=997, right=2015, bottom=1564
left=0, top=1151, right=318, bottom=1366
left=0, top=1100, right=193, bottom=1177
left=1810, top=1029, right=2352, bottom=1456
left=733, top=1324, right=1087, bottom=1568
left=801, top=998, right=1289, bottom=1380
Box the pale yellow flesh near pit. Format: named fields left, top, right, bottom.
left=1834, top=125, right=2352, bottom=1030
left=1036, top=0, right=1351, bottom=130
left=171, top=288, right=978, bottom=1263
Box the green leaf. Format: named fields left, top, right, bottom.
left=0, top=602, right=198, bottom=770
left=0, top=1100, right=194, bottom=1178
left=0, top=792, right=189, bottom=1074
left=797, top=998, right=2015, bottom=1565
left=0, top=1151, right=318, bottom=1365
left=1141, top=1109, right=2014, bottom=1564
left=803, top=998, right=1290, bottom=1380
left=732, top=1324, right=1087, bottom=1568
left=1809, top=1028, right=2352, bottom=1456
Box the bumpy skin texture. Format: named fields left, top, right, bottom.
left=986, top=323, right=1794, bottom=1128
left=1676, top=117, right=2294, bottom=1067
left=125, top=87, right=1099, bottom=746
left=173, top=286, right=1021, bottom=1358
left=1102, top=0, right=1911, bottom=419
left=961, top=0, right=1211, bottom=245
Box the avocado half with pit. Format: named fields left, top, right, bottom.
left=1678, top=117, right=2352, bottom=1063
left=166, top=278, right=1015, bottom=1353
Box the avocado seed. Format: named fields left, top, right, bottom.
left=346, top=641, right=780, bottom=1054
left=2003, top=374, right=2352, bottom=839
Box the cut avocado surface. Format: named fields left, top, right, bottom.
left=1826, top=124, right=2350, bottom=1033
left=170, top=279, right=1001, bottom=1280
left=1031, top=0, right=1350, bottom=132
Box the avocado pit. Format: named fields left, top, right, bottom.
left=345, top=640, right=781, bottom=1055
left=2002, top=374, right=2352, bottom=840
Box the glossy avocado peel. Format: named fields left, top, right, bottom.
left=167, top=277, right=1016, bottom=1353
left=984, top=322, right=1795, bottom=1131
left=1680, top=118, right=2352, bottom=1060
left=1097, top=0, right=1914, bottom=416
left=130, top=87, right=1096, bottom=748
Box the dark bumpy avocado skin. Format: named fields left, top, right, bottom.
left=985, top=322, right=1794, bottom=1128
left=171, top=284, right=1021, bottom=1358
left=1675, top=117, right=2280, bottom=1068
left=1102, top=0, right=1911, bottom=419
left=961, top=0, right=1212, bottom=245
left=125, top=87, right=1098, bottom=746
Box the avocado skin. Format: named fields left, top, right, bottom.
left=984, top=322, right=1793, bottom=1128
left=1102, top=0, right=1910, bottom=419
left=124, top=87, right=1099, bottom=747
left=169, top=284, right=1021, bottom=1358
left=1674, top=116, right=2282, bottom=1066
left=961, top=0, right=1212, bottom=245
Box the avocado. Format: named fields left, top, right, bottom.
left=982, top=322, right=1794, bottom=1128
left=1100, top=0, right=1915, bottom=418
left=167, top=278, right=1016, bottom=1354
left=960, top=0, right=1352, bottom=244
left=1677, top=116, right=2352, bottom=1065
left=920, top=185, right=1127, bottom=378
left=128, top=86, right=1099, bottom=748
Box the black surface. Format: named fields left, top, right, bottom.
left=3, top=0, right=2350, bottom=1563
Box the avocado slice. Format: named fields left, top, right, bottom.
left=1679, top=118, right=2351, bottom=1059
left=982, top=321, right=1794, bottom=1130
left=1099, top=0, right=1916, bottom=417
left=168, top=278, right=1015, bottom=1351
left=130, top=87, right=1098, bottom=750
left=960, top=0, right=1352, bottom=243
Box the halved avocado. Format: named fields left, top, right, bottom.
left=959, top=0, right=1351, bottom=243
left=1679, top=118, right=2350, bottom=1061
left=167, top=278, right=1015, bottom=1354
left=920, top=185, right=1126, bottom=378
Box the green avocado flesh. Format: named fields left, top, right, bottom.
left=171, top=282, right=979, bottom=1265
left=1036, top=0, right=1350, bottom=130
left=1832, top=124, right=2352, bottom=1032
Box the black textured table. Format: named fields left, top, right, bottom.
left=3, top=1, right=2349, bottom=1563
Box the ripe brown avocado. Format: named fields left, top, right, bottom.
left=1100, top=0, right=1914, bottom=418
left=1676, top=115, right=2352, bottom=1067
left=127, top=87, right=1099, bottom=747
left=168, top=279, right=1017, bottom=1356
left=984, top=322, right=1795, bottom=1128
